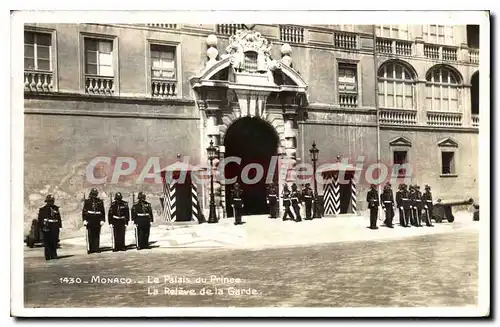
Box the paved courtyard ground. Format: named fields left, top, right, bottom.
left=23, top=211, right=481, bottom=308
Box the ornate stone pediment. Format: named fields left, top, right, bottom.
left=225, top=30, right=272, bottom=57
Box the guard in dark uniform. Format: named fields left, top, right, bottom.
left=108, top=192, right=130, bottom=251
left=38, top=194, right=62, bottom=260
left=366, top=184, right=379, bottom=229
left=396, top=184, right=407, bottom=227
left=301, top=183, right=314, bottom=220
left=401, top=184, right=412, bottom=228
left=422, top=185, right=435, bottom=227
left=408, top=185, right=417, bottom=226
left=380, top=183, right=395, bottom=228
left=266, top=183, right=278, bottom=219
left=132, top=192, right=154, bottom=249
left=82, top=188, right=105, bottom=254
left=231, top=183, right=244, bottom=225
left=414, top=185, right=424, bottom=227
left=281, top=184, right=294, bottom=221
left=291, top=183, right=302, bottom=222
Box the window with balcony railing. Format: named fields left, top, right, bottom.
left=424, top=44, right=458, bottom=62
left=378, top=62, right=416, bottom=110
left=376, top=38, right=412, bottom=56
left=24, top=31, right=54, bottom=92
left=338, top=63, right=358, bottom=108
left=150, top=44, right=177, bottom=98
left=333, top=31, right=358, bottom=50
left=84, top=38, right=114, bottom=95
left=425, top=66, right=461, bottom=113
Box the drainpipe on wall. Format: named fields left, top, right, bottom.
left=373, top=25, right=382, bottom=219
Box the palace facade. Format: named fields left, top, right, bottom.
left=23, top=23, right=480, bottom=224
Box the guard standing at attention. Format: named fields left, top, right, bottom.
left=291, top=183, right=302, bottom=222
left=281, top=184, right=294, bottom=221
left=108, top=192, right=130, bottom=251
left=396, top=184, right=407, bottom=227
left=422, top=185, right=435, bottom=227
left=231, top=182, right=244, bottom=225
left=408, top=185, right=417, bottom=226
left=266, top=183, right=278, bottom=219
left=366, top=184, right=379, bottom=230
left=82, top=188, right=105, bottom=254
left=414, top=185, right=424, bottom=227
left=38, top=194, right=62, bottom=260
left=401, top=184, right=412, bottom=228
left=132, top=192, right=154, bottom=249
left=380, top=183, right=395, bottom=228
left=301, top=183, right=314, bottom=220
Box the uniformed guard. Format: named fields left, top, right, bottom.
left=38, top=194, right=62, bottom=260
left=366, top=184, right=379, bottom=229
left=396, top=184, right=407, bottom=227
left=301, top=183, right=314, bottom=220
left=231, top=182, right=244, bottom=225
left=290, top=183, right=302, bottom=222
left=266, top=183, right=278, bottom=219
left=414, top=185, right=424, bottom=227
left=82, top=188, right=105, bottom=254
left=401, top=184, right=412, bottom=228
left=408, top=185, right=417, bottom=226
left=281, top=184, right=294, bottom=221
left=108, top=192, right=130, bottom=251
left=422, top=185, right=435, bottom=227
left=132, top=192, right=154, bottom=249
left=380, top=183, right=395, bottom=228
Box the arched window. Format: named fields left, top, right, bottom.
left=378, top=62, right=416, bottom=109
left=426, top=66, right=461, bottom=112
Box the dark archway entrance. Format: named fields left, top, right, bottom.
left=224, top=117, right=279, bottom=216
left=471, top=71, right=479, bottom=115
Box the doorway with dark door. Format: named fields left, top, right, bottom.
left=224, top=117, right=279, bottom=217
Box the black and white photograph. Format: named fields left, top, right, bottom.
left=10, top=9, right=490, bottom=317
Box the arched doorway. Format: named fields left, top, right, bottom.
left=224, top=117, right=279, bottom=216
left=471, top=71, right=479, bottom=115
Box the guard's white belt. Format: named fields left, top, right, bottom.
left=137, top=213, right=150, bottom=216
left=45, top=219, right=58, bottom=223
left=233, top=198, right=242, bottom=201
left=402, top=198, right=409, bottom=200
left=426, top=200, right=433, bottom=202
left=87, top=211, right=101, bottom=214
left=304, top=196, right=312, bottom=198
left=383, top=201, right=392, bottom=203
left=113, top=215, right=126, bottom=219
left=268, top=195, right=277, bottom=197
left=291, top=197, right=298, bottom=200
left=415, top=200, right=422, bottom=202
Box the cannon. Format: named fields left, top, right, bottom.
left=432, top=198, right=474, bottom=223
left=473, top=203, right=479, bottom=221
left=24, top=218, right=60, bottom=248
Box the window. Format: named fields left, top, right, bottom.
left=441, top=151, right=455, bottom=175
left=376, top=25, right=409, bottom=39
left=85, top=39, right=113, bottom=76
left=426, top=66, right=461, bottom=112
left=151, top=44, right=176, bottom=79
left=338, top=63, right=358, bottom=107
left=243, top=51, right=258, bottom=73
left=24, top=31, right=52, bottom=71
left=393, top=150, right=408, bottom=176
left=425, top=25, right=454, bottom=45
left=378, top=62, right=415, bottom=109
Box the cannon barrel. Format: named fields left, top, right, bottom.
left=435, top=198, right=474, bottom=207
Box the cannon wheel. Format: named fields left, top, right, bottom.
left=26, top=236, right=35, bottom=248
left=433, top=206, right=445, bottom=223
left=447, top=214, right=455, bottom=223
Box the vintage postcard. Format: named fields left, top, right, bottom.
left=10, top=10, right=490, bottom=317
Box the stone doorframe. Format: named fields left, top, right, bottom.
left=189, top=30, right=308, bottom=218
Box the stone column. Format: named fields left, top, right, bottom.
left=283, top=113, right=298, bottom=185
left=462, top=84, right=472, bottom=127
left=416, top=80, right=427, bottom=125
left=414, top=37, right=424, bottom=58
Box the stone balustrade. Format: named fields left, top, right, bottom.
left=216, top=24, right=245, bottom=35
left=424, top=44, right=440, bottom=60
left=24, top=71, right=53, bottom=93
left=424, top=44, right=458, bottom=62
left=426, top=111, right=462, bottom=127
left=151, top=79, right=177, bottom=98
left=379, top=109, right=417, bottom=125
left=472, top=114, right=479, bottom=127
left=469, top=48, right=479, bottom=64
left=146, top=24, right=178, bottom=29
left=85, top=75, right=115, bottom=95
left=376, top=38, right=412, bottom=56
left=333, top=31, right=357, bottom=49
left=280, top=25, right=305, bottom=43
left=441, top=46, right=458, bottom=61
left=338, top=93, right=358, bottom=108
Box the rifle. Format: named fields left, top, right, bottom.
left=83, top=192, right=91, bottom=254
